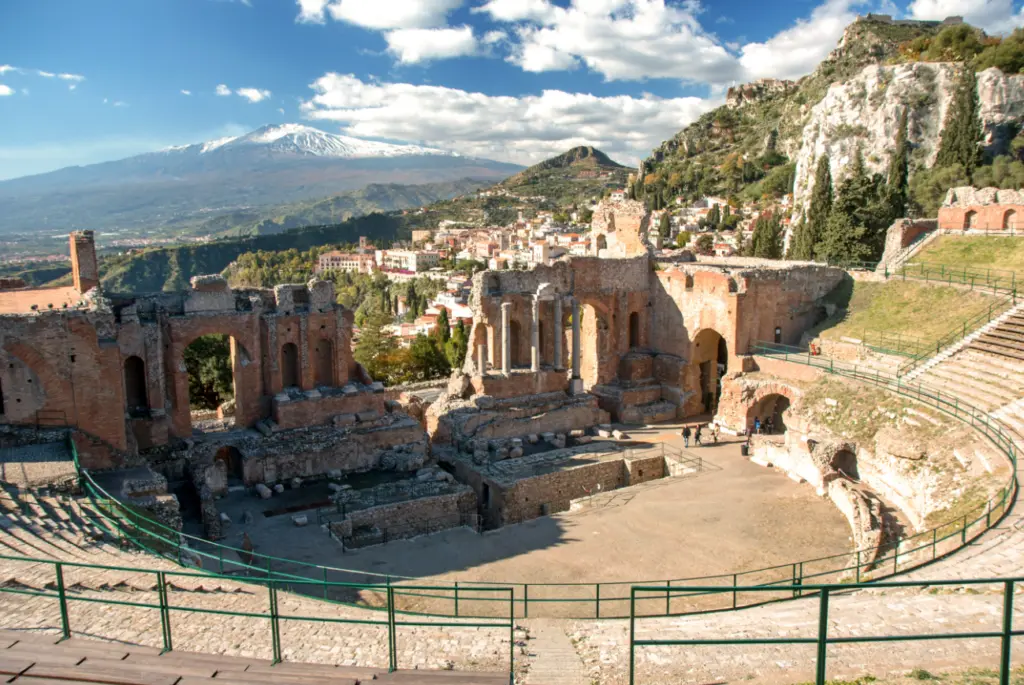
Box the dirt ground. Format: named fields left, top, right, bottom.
left=213, top=428, right=851, bottom=618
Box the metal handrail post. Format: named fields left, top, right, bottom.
left=815, top=588, right=830, bottom=685
left=157, top=571, right=172, bottom=653
left=1001, top=580, right=1014, bottom=685
left=628, top=590, right=636, bottom=685
left=55, top=562, right=70, bottom=641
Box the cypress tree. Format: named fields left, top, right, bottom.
left=435, top=307, right=451, bottom=343
left=935, top=65, right=983, bottom=179
left=751, top=214, right=783, bottom=259
left=800, top=155, right=833, bottom=260
left=788, top=218, right=812, bottom=260
left=887, top=108, right=910, bottom=220
left=708, top=204, right=721, bottom=227
left=658, top=213, right=671, bottom=238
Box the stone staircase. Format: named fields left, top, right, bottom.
left=0, top=485, right=514, bottom=677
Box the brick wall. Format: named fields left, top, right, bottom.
left=338, top=489, right=477, bottom=546
left=499, top=459, right=626, bottom=525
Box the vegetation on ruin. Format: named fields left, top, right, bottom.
left=914, top=236, right=1024, bottom=274
left=817, top=280, right=998, bottom=345
left=183, top=334, right=233, bottom=409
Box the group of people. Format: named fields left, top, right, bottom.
left=681, top=423, right=718, bottom=448
left=752, top=416, right=775, bottom=435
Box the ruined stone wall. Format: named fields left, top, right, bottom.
left=272, top=389, right=389, bottom=430
left=938, top=187, right=1024, bottom=230
left=498, top=459, right=625, bottom=525
left=339, top=489, right=477, bottom=545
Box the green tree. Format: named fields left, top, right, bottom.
left=707, top=204, right=721, bottom=227
left=886, top=108, right=910, bottom=220
left=799, top=155, right=833, bottom=261
left=446, top=319, right=469, bottom=369
left=354, top=310, right=398, bottom=382
left=750, top=214, right=783, bottom=259
left=695, top=233, right=714, bottom=255
left=974, top=28, right=1024, bottom=73
left=815, top=210, right=871, bottom=265
left=658, top=213, right=672, bottom=238
left=434, top=307, right=451, bottom=343
left=935, top=66, right=983, bottom=179
left=909, top=163, right=970, bottom=217
left=722, top=204, right=731, bottom=226
left=183, top=335, right=233, bottom=409
left=407, top=334, right=450, bottom=381
left=675, top=230, right=692, bottom=248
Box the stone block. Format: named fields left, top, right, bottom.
left=255, top=484, right=272, bottom=499
left=241, top=510, right=254, bottom=525
left=291, top=477, right=302, bottom=489
left=343, top=384, right=359, bottom=396
left=219, top=512, right=231, bottom=525
left=612, top=429, right=627, bottom=440
left=597, top=429, right=613, bottom=438
left=576, top=435, right=593, bottom=444
left=333, top=413, right=356, bottom=427
left=273, top=483, right=285, bottom=494
left=527, top=434, right=539, bottom=444
left=509, top=446, right=524, bottom=458
left=256, top=421, right=273, bottom=437
left=569, top=429, right=585, bottom=438
left=370, top=382, right=385, bottom=393
left=357, top=409, right=380, bottom=422
left=541, top=432, right=556, bottom=443
left=292, top=515, right=309, bottom=527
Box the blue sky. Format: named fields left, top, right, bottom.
left=0, top=0, right=1021, bottom=180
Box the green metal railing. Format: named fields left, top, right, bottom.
left=895, top=261, right=1020, bottom=293
left=71, top=404, right=1015, bottom=620
left=629, top=577, right=1023, bottom=685
left=0, top=552, right=515, bottom=678
left=894, top=291, right=1018, bottom=376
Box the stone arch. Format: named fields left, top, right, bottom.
left=691, top=328, right=729, bottom=414
left=579, top=300, right=613, bottom=387
left=964, top=210, right=978, bottom=230
left=171, top=325, right=257, bottom=438
left=596, top=234, right=608, bottom=254
left=214, top=445, right=245, bottom=483
left=471, top=322, right=489, bottom=373
left=281, top=342, right=300, bottom=388
left=831, top=448, right=859, bottom=480
left=123, top=355, right=148, bottom=415
left=1, top=342, right=71, bottom=425
left=1004, top=209, right=1018, bottom=231
left=313, top=338, right=334, bottom=387
left=747, top=393, right=792, bottom=434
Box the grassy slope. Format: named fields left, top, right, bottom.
left=913, top=236, right=1024, bottom=274
left=818, top=280, right=997, bottom=343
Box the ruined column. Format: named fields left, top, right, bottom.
left=501, top=302, right=511, bottom=376
left=531, top=296, right=540, bottom=372
left=571, top=298, right=583, bottom=394
left=477, top=343, right=487, bottom=374
left=553, top=297, right=563, bottom=370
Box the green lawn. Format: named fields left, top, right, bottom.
left=913, top=236, right=1024, bottom=274
left=818, top=280, right=999, bottom=346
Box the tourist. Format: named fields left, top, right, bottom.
left=754, top=417, right=762, bottom=434
left=694, top=424, right=703, bottom=446
left=682, top=425, right=691, bottom=447
left=765, top=416, right=775, bottom=434
left=711, top=424, right=719, bottom=444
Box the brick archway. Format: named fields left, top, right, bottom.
left=167, top=317, right=262, bottom=438
left=2, top=341, right=74, bottom=425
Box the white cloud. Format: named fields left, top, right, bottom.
left=482, top=29, right=508, bottom=44
left=489, top=0, right=741, bottom=84
left=278, top=107, right=285, bottom=114
left=296, top=0, right=330, bottom=22
left=0, top=65, right=17, bottom=75
left=908, top=0, right=1024, bottom=35
left=181, top=89, right=192, bottom=95
left=301, top=72, right=715, bottom=165
left=739, top=0, right=859, bottom=81
left=325, top=0, right=462, bottom=29
left=37, top=70, right=55, bottom=78
left=68, top=84, right=77, bottom=91
left=57, top=73, right=84, bottom=82
left=0, top=85, right=13, bottom=96
left=474, top=0, right=560, bottom=23
left=215, top=83, right=232, bottom=96
left=385, top=26, right=478, bottom=63
left=236, top=87, right=272, bottom=102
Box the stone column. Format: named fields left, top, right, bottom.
left=570, top=298, right=583, bottom=394
left=553, top=297, right=563, bottom=370
left=531, top=296, right=540, bottom=372
left=477, top=343, right=487, bottom=374
left=501, top=302, right=511, bottom=376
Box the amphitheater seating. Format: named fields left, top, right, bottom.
left=0, top=485, right=512, bottom=684
left=969, top=311, right=1024, bottom=363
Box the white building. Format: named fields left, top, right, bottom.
left=318, top=251, right=376, bottom=274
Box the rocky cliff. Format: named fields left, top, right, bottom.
left=792, top=65, right=1024, bottom=212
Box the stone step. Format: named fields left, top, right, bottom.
left=962, top=349, right=1024, bottom=375
left=970, top=341, right=1024, bottom=363
left=925, top=366, right=1019, bottom=403
left=982, top=328, right=1024, bottom=347
left=939, top=357, right=1024, bottom=394
left=917, top=373, right=1003, bottom=411
left=619, top=401, right=678, bottom=425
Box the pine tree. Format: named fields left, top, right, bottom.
left=354, top=310, right=398, bottom=382
left=435, top=307, right=451, bottom=343
left=935, top=66, right=983, bottom=179
left=800, top=155, right=833, bottom=260
left=658, top=213, right=671, bottom=238
left=814, top=210, right=871, bottom=265
left=887, top=108, right=910, bottom=220
left=750, top=214, right=783, bottom=259
left=708, top=204, right=721, bottom=227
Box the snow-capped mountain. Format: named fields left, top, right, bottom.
left=0, top=124, right=520, bottom=235
left=168, top=124, right=461, bottom=159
